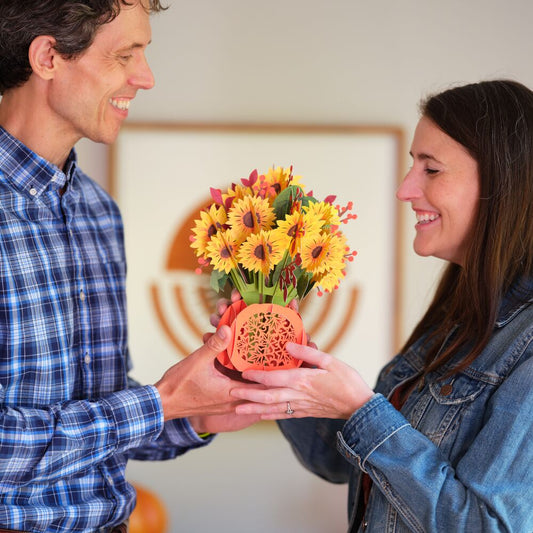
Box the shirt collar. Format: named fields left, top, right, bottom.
left=0, top=126, right=78, bottom=198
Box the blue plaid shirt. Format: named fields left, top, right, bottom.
left=0, top=127, right=208, bottom=532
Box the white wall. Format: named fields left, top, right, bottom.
left=74, top=0, right=533, bottom=531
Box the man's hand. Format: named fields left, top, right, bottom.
left=154, top=325, right=259, bottom=422
left=188, top=412, right=262, bottom=434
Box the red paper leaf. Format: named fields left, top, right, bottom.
left=242, top=169, right=258, bottom=187
left=210, top=187, right=223, bottom=205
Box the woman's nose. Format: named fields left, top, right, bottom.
left=396, top=167, right=422, bottom=202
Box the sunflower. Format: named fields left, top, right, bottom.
left=256, top=166, right=302, bottom=200
left=227, top=195, right=276, bottom=242
left=326, top=231, right=350, bottom=267
left=189, top=166, right=356, bottom=305
left=238, top=231, right=284, bottom=277
left=304, top=200, right=341, bottom=228
left=272, top=211, right=322, bottom=256
left=222, top=183, right=248, bottom=210
left=206, top=230, right=238, bottom=274
left=300, top=232, right=344, bottom=275
left=313, top=266, right=346, bottom=293
left=190, top=204, right=227, bottom=259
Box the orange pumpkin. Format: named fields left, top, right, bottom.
left=129, top=483, right=168, bottom=533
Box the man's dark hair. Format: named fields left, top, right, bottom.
left=0, top=0, right=166, bottom=94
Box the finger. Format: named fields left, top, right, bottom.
left=239, top=367, right=307, bottom=387
left=235, top=399, right=294, bottom=415
left=230, top=289, right=242, bottom=303
left=260, top=412, right=299, bottom=421
left=231, top=386, right=293, bottom=404
left=209, top=312, right=221, bottom=328
left=285, top=343, right=333, bottom=368
left=236, top=401, right=308, bottom=420
left=202, top=325, right=232, bottom=356
left=216, top=299, right=230, bottom=317
left=202, top=331, right=214, bottom=343
left=305, top=335, right=318, bottom=350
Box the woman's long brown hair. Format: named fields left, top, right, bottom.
left=402, top=80, right=533, bottom=378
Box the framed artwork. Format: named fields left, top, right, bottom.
left=109, top=123, right=405, bottom=385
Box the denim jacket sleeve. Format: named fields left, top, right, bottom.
left=337, top=345, right=533, bottom=532
left=278, top=417, right=349, bottom=484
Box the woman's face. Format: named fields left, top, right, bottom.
left=397, top=116, right=480, bottom=266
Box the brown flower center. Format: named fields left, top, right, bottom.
left=243, top=211, right=255, bottom=228
left=254, top=245, right=265, bottom=260
left=221, top=246, right=232, bottom=259
left=311, top=246, right=323, bottom=259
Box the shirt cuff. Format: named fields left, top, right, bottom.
left=100, top=385, right=165, bottom=451
left=161, top=416, right=216, bottom=447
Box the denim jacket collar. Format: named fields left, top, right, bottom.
left=496, top=275, right=533, bottom=327
left=399, top=276, right=533, bottom=382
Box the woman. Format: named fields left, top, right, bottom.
left=230, top=80, right=533, bottom=532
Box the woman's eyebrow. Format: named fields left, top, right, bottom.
left=409, top=151, right=444, bottom=164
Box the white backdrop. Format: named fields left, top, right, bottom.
left=71, top=0, right=533, bottom=530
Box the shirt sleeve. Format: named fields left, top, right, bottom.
left=337, top=353, right=533, bottom=532
left=125, top=386, right=214, bottom=462
left=0, top=384, right=198, bottom=490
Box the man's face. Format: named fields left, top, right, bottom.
left=48, top=0, right=154, bottom=146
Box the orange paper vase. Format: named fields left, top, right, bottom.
left=215, top=301, right=306, bottom=381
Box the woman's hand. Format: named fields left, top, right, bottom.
left=230, top=342, right=375, bottom=420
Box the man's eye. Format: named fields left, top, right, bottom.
left=425, top=168, right=438, bottom=175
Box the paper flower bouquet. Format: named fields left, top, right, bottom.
left=190, top=166, right=357, bottom=379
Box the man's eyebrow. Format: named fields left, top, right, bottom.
left=118, top=40, right=152, bottom=51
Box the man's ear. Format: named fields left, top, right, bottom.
left=28, top=35, right=59, bottom=81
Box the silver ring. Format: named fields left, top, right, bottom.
left=286, top=402, right=294, bottom=415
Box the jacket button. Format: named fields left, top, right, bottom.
left=362, top=520, right=368, bottom=530
left=440, top=384, right=453, bottom=396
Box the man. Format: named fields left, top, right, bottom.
left=0, top=1, right=257, bottom=531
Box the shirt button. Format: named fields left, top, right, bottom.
left=29, top=187, right=38, bottom=196
left=80, top=290, right=86, bottom=302
left=84, top=353, right=91, bottom=365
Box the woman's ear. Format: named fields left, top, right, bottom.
left=28, top=35, right=58, bottom=81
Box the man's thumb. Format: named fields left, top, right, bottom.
left=205, top=325, right=232, bottom=354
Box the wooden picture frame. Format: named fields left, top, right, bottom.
left=109, top=123, right=405, bottom=385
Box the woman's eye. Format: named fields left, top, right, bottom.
left=425, top=168, right=438, bottom=175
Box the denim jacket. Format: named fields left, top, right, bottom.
left=278, top=278, right=533, bottom=532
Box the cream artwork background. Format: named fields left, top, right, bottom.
left=111, top=125, right=402, bottom=386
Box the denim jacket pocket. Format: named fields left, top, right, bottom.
left=428, top=374, right=486, bottom=405
left=413, top=375, right=489, bottom=449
